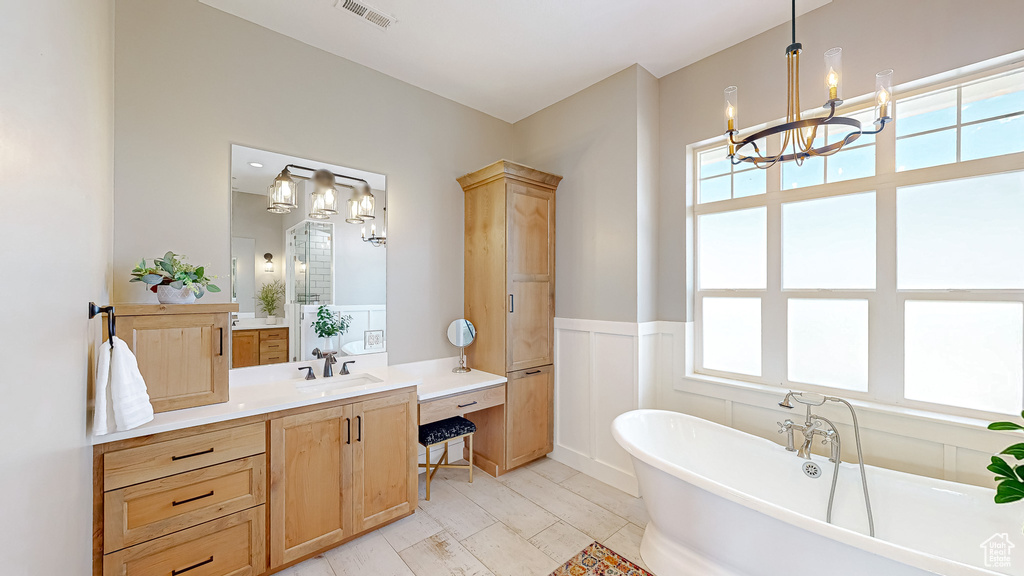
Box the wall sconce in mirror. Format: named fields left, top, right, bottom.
left=264, top=253, right=274, bottom=273
left=361, top=210, right=387, bottom=247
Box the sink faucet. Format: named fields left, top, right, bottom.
left=340, top=360, right=355, bottom=375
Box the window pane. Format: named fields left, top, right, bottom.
left=698, top=207, right=767, bottom=289
left=782, top=154, right=825, bottom=190
left=896, top=89, right=957, bottom=137
left=699, top=146, right=730, bottom=178
left=962, top=114, right=1024, bottom=161
left=788, top=299, right=869, bottom=391
left=898, top=171, right=1024, bottom=289
left=896, top=128, right=957, bottom=172
left=783, top=192, right=875, bottom=289
left=699, top=174, right=731, bottom=203
left=734, top=168, right=766, bottom=198
left=702, top=297, right=761, bottom=376
left=962, top=70, right=1024, bottom=123
left=828, top=145, right=875, bottom=182
left=905, top=301, right=1023, bottom=414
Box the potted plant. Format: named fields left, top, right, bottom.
left=130, top=252, right=220, bottom=304
left=987, top=414, right=1024, bottom=504
left=256, top=280, right=286, bottom=325
left=312, top=305, right=353, bottom=352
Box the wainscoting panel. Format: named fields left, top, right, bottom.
left=592, top=333, right=637, bottom=474
left=554, top=328, right=592, bottom=458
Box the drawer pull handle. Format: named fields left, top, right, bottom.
left=172, top=490, right=214, bottom=506
left=171, top=448, right=214, bottom=461
left=525, top=370, right=542, bottom=375
left=218, top=328, right=224, bottom=356
left=457, top=401, right=478, bottom=408
left=172, top=556, right=213, bottom=575
left=267, top=344, right=279, bottom=348
left=356, top=415, right=362, bottom=442
left=346, top=417, right=351, bottom=445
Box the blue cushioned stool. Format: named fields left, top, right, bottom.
left=418, top=416, right=476, bottom=500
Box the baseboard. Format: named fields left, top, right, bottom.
left=550, top=445, right=639, bottom=497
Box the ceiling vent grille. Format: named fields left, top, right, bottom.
left=337, top=0, right=395, bottom=30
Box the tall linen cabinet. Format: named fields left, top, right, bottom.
left=458, top=160, right=561, bottom=476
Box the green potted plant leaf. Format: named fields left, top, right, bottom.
left=129, top=252, right=220, bottom=304
left=256, top=280, right=286, bottom=325
left=311, top=305, right=353, bottom=352
left=987, top=413, right=1024, bottom=504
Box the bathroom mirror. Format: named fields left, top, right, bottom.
left=230, top=144, right=387, bottom=368
left=447, top=319, right=475, bottom=373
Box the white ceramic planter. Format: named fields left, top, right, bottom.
left=266, top=315, right=277, bottom=325
left=156, top=284, right=197, bottom=304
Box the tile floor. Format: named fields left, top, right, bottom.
left=277, top=457, right=650, bottom=576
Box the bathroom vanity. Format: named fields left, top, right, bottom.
left=231, top=326, right=289, bottom=367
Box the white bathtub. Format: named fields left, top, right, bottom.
left=612, top=409, right=1024, bottom=576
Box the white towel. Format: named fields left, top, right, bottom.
left=93, top=336, right=155, bottom=435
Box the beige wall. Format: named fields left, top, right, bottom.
left=514, top=65, right=651, bottom=323
left=114, top=0, right=513, bottom=363
left=657, top=0, right=1024, bottom=321
left=636, top=67, right=660, bottom=323
left=0, top=1, right=113, bottom=573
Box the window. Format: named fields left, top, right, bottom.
left=692, top=63, right=1024, bottom=417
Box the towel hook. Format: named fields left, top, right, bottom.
left=88, top=302, right=116, bottom=339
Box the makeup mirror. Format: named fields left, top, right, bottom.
left=447, top=319, right=476, bottom=373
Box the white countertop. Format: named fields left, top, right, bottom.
left=92, top=356, right=506, bottom=445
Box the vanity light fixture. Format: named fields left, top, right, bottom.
left=266, top=167, right=298, bottom=213
left=264, top=253, right=274, bottom=273
left=724, top=0, right=893, bottom=168
left=309, top=169, right=340, bottom=219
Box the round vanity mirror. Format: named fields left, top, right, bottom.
left=447, top=319, right=476, bottom=373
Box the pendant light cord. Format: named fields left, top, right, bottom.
left=791, top=0, right=796, bottom=46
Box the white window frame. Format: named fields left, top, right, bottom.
left=690, top=61, right=1024, bottom=420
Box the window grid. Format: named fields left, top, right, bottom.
left=692, top=63, right=1024, bottom=418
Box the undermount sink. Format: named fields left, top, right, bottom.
left=294, top=372, right=383, bottom=393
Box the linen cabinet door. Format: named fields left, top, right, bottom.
left=269, top=405, right=353, bottom=568
left=505, top=365, right=554, bottom=470
left=351, top=391, right=417, bottom=533
left=506, top=183, right=554, bottom=372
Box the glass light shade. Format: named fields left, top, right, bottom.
left=724, top=86, right=738, bottom=132
left=263, top=253, right=274, bottom=273
left=346, top=197, right=364, bottom=224
left=824, top=47, right=843, bottom=101
left=875, top=69, right=894, bottom=121
left=309, top=169, right=339, bottom=219
left=266, top=187, right=290, bottom=213
left=357, top=185, right=375, bottom=220
left=269, top=168, right=298, bottom=209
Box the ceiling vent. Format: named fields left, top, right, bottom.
left=336, top=0, right=396, bottom=30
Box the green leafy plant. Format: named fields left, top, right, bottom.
left=256, top=280, right=285, bottom=316
left=312, top=305, right=353, bottom=339
left=987, top=413, right=1024, bottom=503
left=129, top=251, right=220, bottom=297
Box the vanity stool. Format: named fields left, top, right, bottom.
left=418, top=416, right=475, bottom=500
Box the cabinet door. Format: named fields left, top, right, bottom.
left=506, top=183, right=554, bottom=372
left=506, top=366, right=554, bottom=470
left=119, top=312, right=229, bottom=412
left=269, top=405, right=352, bottom=568
left=351, top=392, right=417, bottom=533
left=232, top=331, right=259, bottom=368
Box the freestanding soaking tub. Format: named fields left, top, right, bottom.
left=612, top=409, right=1024, bottom=576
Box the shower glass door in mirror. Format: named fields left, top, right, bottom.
left=229, top=144, right=387, bottom=368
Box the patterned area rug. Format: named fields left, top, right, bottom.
left=549, top=541, right=653, bottom=576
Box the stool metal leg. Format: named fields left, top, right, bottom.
left=469, top=433, right=474, bottom=483
left=425, top=442, right=431, bottom=501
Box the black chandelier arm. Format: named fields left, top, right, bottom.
left=285, top=164, right=370, bottom=186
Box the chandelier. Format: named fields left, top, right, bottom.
left=725, top=0, right=893, bottom=168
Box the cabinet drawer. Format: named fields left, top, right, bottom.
left=105, top=456, right=266, bottom=552
left=259, top=328, right=288, bottom=342
left=104, top=507, right=265, bottom=576
left=104, top=423, right=266, bottom=491
left=259, top=339, right=286, bottom=354
left=419, top=384, right=505, bottom=425
left=260, top=351, right=288, bottom=365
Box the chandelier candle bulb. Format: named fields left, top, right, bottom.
left=875, top=69, right=894, bottom=121
left=824, top=47, right=842, bottom=102
left=724, top=85, right=738, bottom=132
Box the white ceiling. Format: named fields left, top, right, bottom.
left=200, top=0, right=831, bottom=123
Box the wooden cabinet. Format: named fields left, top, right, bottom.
left=232, top=327, right=289, bottom=368
left=109, top=304, right=237, bottom=413
left=268, top=389, right=416, bottom=570
left=458, top=160, right=560, bottom=474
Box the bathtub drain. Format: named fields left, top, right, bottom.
left=803, top=461, right=822, bottom=478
